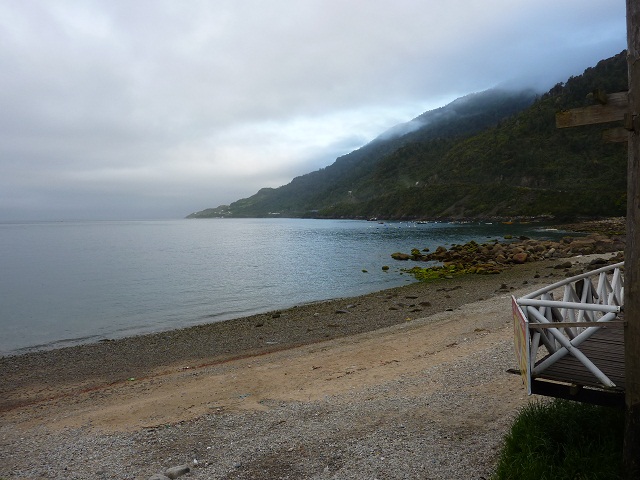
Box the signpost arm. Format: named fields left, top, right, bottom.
left=625, top=1, right=640, bottom=477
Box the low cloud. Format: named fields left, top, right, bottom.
left=0, top=0, right=627, bottom=220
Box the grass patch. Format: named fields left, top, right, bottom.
left=492, top=399, right=624, bottom=480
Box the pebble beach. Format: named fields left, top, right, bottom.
left=0, top=220, right=626, bottom=479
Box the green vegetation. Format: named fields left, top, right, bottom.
left=404, top=265, right=464, bottom=281
left=403, top=263, right=501, bottom=281
left=188, top=51, right=628, bottom=220
left=491, top=400, right=624, bottom=480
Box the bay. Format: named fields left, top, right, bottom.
left=0, top=218, right=567, bottom=355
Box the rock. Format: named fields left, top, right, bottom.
left=394, top=228, right=625, bottom=282
left=165, top=465, right=191, bottom=479
left=589, top=257, right=608, bottom=266
left=568, top=238, right=596, bottom=254
left=555, top=261, right=573, bottom=269
left=149, top=475, right=171, bottom=480
left=512, top=252, right=528, bottom=264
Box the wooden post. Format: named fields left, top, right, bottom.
left=556, top=91, right=628, bottom=128
left=625, top=1, right=640, bottom=477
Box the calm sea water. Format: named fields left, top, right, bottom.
left=0, top=218, right=568, bottom=355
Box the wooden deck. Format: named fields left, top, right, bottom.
left=530, top=321, right=625, bottom=407
left=534, top=325, right=625, bottom=388
left=511, top=262, right=626, bottom=407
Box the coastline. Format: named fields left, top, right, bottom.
left=0, top=255, right=596, bottom=409
left=0, top=250, right=623, bottom=479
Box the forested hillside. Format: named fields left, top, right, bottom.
left=189, top=51, right=628, bottom=220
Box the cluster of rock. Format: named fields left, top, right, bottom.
left=391, top=232, right=625, bottom=276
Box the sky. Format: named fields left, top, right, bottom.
left=0, top=0, right=628, bottom=221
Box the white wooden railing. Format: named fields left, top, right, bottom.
left=512, top=262, right=624, bottom=394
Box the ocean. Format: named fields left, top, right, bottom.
left=0, top=218, right=568, bottom=355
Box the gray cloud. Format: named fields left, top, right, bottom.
left=0, top=0, right=627, bottom=220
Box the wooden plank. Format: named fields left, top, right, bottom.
left=533, top=327, right=625, bottom=389
left=577, top=344, right=623, bottom=356
left=530, top=379, right=625, bottom=408
left=628, top=2, right=640, bottom=473
left=528, top=320, right=626, bottom=329
left=556, top=91, right=628, bottom=128
left=537, top=359, right=625, bottom=388
left=603, top=127, right=630, bottom=143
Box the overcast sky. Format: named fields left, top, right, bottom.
left=0, top=0, right=627, bottom=221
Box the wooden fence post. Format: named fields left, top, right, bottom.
left=625, top=1, right=640, bottom=477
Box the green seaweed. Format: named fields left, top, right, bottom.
left=403, top=263, right=502, bottom=282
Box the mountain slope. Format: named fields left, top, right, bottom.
left=325, top=51, right=628, bottom=220
left=189, top=51, right=628, bottom=220
left=188, top=88, right=538, bottom=218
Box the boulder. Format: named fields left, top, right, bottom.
left=512, top=252, right=528, bottom=264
